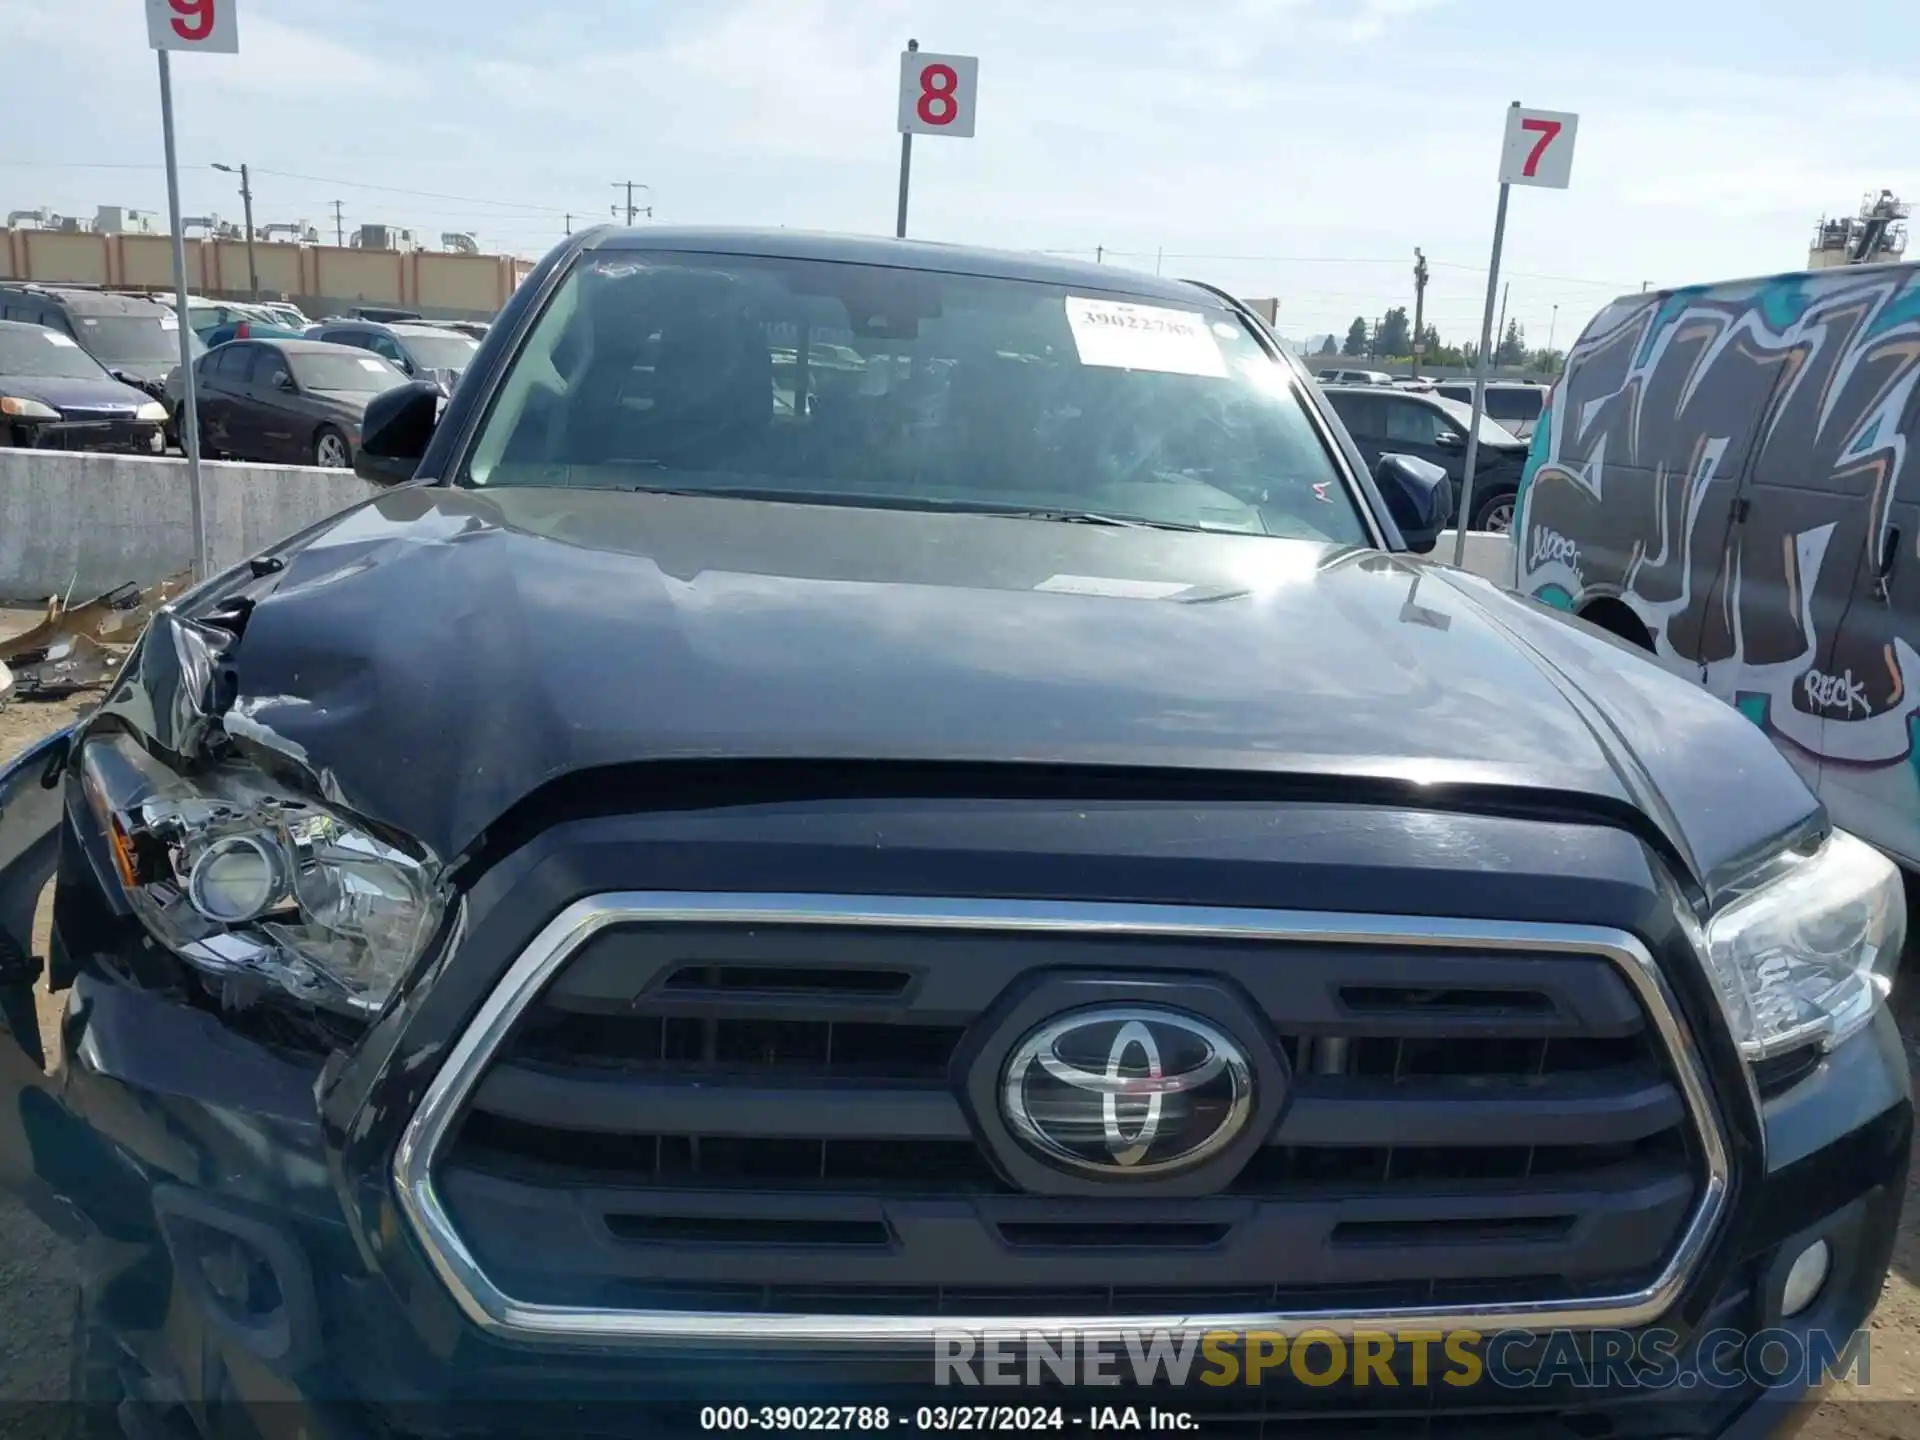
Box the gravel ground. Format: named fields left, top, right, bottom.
left=1, top=608, right=1918, bottom=1431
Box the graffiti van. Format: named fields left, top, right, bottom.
left=1513, top=261, right=1920, bottom=866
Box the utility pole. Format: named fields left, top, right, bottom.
left=1411, top=247, right=1429, bottom=379
left=213, top=162, right=257, bottom=299
left=1494, top=281, right=1510, bottom=369
left=565, top=213, right=573, bottom=236
left=613, top=181, right=651, bottom=225
left=1547, top=303, right=1560, bottom=370
left=1095, top=245, right=1104, bottom=264
left=332, top=199, right=345, bottom=248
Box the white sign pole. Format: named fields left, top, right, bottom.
left=895, top=41, right=918, bottom=238
left=895, top=43, right=978, bottom=240
left=1451, top=173, right=1510, bottom=568
left=148, top=0, right=240, bottom=580
left=1451, top=100, right=1577, bottom=566
left=156, top=48, right=207, bottom=581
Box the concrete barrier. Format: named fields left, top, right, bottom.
left=1434, top=529, right=1514, bottom=588
left=0, top=447, right=1521, bottom=603
left=0, top=451, right=375, bottom=601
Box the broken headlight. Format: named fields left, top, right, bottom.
left=1701, top=829, right=1905, bottom=1062
left=79, top=730, right=445, bottom=1018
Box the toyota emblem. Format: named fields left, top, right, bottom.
left=999, top=1006, right=1256, bottom=1177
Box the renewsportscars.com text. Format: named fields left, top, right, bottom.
left=932, top=1327, right=1869, bottom=1390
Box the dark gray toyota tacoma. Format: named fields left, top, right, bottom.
left=0, top=229, right=1907, bottom=1438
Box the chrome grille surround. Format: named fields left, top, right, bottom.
left=392, top=892, right=1732, bottom=1348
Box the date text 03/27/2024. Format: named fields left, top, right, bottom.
left=698, top=1406, right=1198, bottom=1432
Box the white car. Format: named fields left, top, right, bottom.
left=1317, top=367, right=1395, bottom=386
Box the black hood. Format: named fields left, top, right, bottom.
left=166, top=486, right=1816, bottom=894
left=0, top=371, right=152, bottom=415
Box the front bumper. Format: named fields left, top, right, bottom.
left=0, top=732, right=1908, bottom=1438
left=7, top=416, right=165, bottom=454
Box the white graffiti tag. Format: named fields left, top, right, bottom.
left=1802, top=668, right=1872, bottom=719
left=1528, top=525, right=1581, bottom=572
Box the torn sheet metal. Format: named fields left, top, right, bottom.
left=5, top=634, right=122, bottom=699
left=0, top=569, right=195, bottom=665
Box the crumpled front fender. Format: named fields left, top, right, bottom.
left=0, top=725, right=74, bottom=1069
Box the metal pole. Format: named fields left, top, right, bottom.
left=158, top=50, right=207, bottom=580
left=1494, top=282, right=1510, bottom=370
left=896, top=38, right=918, bottom=238
left=1411, top=247, right=1428, bottom=380
left=1155, top=247, right=1163, bottom=275
left=895, top=133, right=913, bottom=238
left=1547, top=304, right=1559, bottom=364
left=240, top=164, right=258, bottom=300
left=1452, top=179, right=1511, bottom=565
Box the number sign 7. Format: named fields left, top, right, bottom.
left=1499, top=106, right=1578, bottom=189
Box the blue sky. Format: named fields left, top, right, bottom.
left=3, top=0, right=1916, bottom=349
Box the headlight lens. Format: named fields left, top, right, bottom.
left=0, top=396, right=60, bottom=419
left=79, top=731, right=445, bottom=1017
left=1702, top=830, right=1905, bottom=1061
left=135, top=400, right=169, bottom=422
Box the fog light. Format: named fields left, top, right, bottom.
left=1781, top=1238, right=1831, bottom=1318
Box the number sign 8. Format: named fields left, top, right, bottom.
left=897, top=52, right=978, bottom=138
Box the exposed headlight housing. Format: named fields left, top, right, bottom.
left=79, top=730, right=445, bottom=1018
left=135, top=400, right=169, bottom=423
left=0, top=396, right=59, bottom=419
left=1701, top=830, right=1905, bottom=1062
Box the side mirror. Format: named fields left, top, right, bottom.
left=1433, top=429, right=1464, bottom=451
left=355, top=380, right=441, bottom=486
left=1375, top=452, right=1453, bottom=553
left=273, top=372, right=295, bottom=392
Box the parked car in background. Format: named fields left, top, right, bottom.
left=176, top=337, right=407, bottom=467
left=201, top=312, right=308, bottom=349
left=0, top=319, right=168, bottom=452
left=307, top=319, right=480, bottom=391
left=1322, top=383, right=1532, bottom=531
left=303, top=318, right=480, bottom=391
left=1516, top=261, right=1920, bottom=870
left=0, top=283, right=202, bottom=402
left=1317, top=367, right=1395, bottom=385
left=1434, top=380, right=1551, bottom=440
left=258, top=301, right=313, bottom=331
left=441, top=319, right=491, bottom=340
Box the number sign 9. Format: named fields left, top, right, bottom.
left=1498, top=106, right=1578, bottom=189
left=898, top=51, right=979, bottom=138
left=147, top=0, right=240, bottom=53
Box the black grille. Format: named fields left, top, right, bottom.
left=437, top=922, right=1704, bottom=1319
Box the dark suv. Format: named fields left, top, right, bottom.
left=306, top=318, right=480, bottom=390
left=0, top=282, right=203, bottom=401
left=1322, top=383, right=1534, bottom=532
left=0, top=228, right=1905, bottom=1439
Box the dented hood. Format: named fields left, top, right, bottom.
left=167, top=485, right=1815, bottom=889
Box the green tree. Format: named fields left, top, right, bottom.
left=1495, top=318, right=1527, bottom=367
left=1415, top=322, right=1441, bottom=357
left=1529, top=347, right=1566, bottom=375
left=1316, top=334, right=1338, bottom=357
left=1375, top=306, right=1412, bottom=358
left=1342, top=317, right=1369, bottom=357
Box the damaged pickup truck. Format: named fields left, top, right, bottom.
left=0, top=228, right=1909, bottom=1438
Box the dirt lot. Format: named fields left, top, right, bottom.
left=1, top=609, right=1919, bottom=1431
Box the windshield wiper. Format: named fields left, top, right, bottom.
left=598, top=482, right=1228, bottom=533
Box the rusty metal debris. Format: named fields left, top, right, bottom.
left=0, top=569, right=193, bottom=701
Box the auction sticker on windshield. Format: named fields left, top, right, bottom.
left=43, top=333, right=77, bottom=347
left=1065, top=297, right=1226, bottom=378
